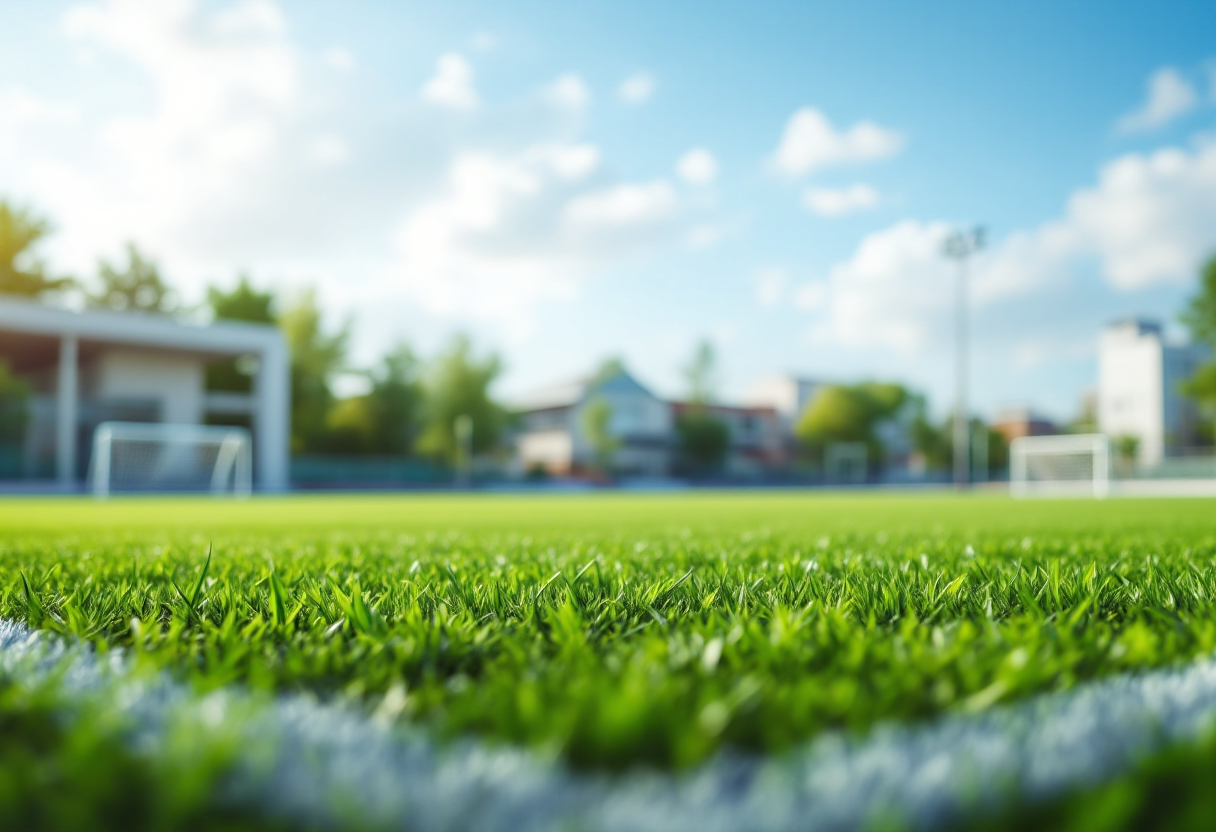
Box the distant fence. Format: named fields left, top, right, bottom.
left=290, top=455, right=451, bottom=489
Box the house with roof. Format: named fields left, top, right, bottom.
left=511, top=365, right=786, bottom=479
left=512, top=367, right=673, bottom=477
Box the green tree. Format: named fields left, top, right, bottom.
left=676, top=409, right=730, bottom=474
left=581, top=397, right=619, bottom=475
left=683, top=340, right=717, bottom=405
left=362, top=344, right=424, bottom=455
left=0, top=201, right=71, bottom=298
left=206, top=275, right=277, bottom=393
left=1182, top=255, right=1216, bottom=434
left=0, top=361, right=29, bottom=478
left=280, top=289, right=349, bottom=453
left=89, top=243, right=175, bottom=313
left=795, top=383, right=910, bottom=463
left=415, top=335, right=505, bottom=464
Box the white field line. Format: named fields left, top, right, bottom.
left=4, top=617, right=1216, bottom=832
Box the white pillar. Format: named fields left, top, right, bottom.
left=253, top=337, right=290, bottom=492
left=56, top=335, right=78, bottom=488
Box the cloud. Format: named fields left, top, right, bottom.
left=802, top=139, right=1216, bottom=357
left=421, top=52, right=479, bottom=110
left=676, top=148, right=718, bottom=185
left=770, top=107, right=904, bottom=177
left=793, top=280, right=828, bottom=311
left=322, top=46, right=354, bottom=72
left=306, top=134, right=348, bottom=165
left=383, top=147, right=687, bottom=332
left=617, top=72, right=654, bottom=104
left=753, top=266, right=788, bottom=307
left=802, top=184, right=880, bottom=217
left=1117, top=67, right=1199, bottom=133
left=543, top=74, right=591, bottom=110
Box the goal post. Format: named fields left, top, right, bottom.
left=1010, top=433, right=1111, bottom=499
left=89, top=422, right=253, bottom=498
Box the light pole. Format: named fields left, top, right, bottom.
left=942, top=226, right=985, bottom=490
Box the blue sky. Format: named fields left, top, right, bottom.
left=1, top=0, right=1215, bottom=419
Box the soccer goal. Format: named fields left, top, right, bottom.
left=824, top=442, right=868, bottom=485
left=1010, top=433, right=1111, bottom=499
left=89, top=422, right=253, bottom=498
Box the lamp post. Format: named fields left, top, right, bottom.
left=942, top=226, right=985, bottom=489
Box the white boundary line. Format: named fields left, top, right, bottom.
left=5, top=618, right=1216, bottom=831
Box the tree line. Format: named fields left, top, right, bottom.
left=0, top=199, right=506, bottom=464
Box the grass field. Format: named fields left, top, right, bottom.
left=4, top=491, right=1216, bottom=830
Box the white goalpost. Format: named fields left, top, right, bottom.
left=1010, top=433, right=1111, bottom=499
left=89, top=422, right=253, bottom=498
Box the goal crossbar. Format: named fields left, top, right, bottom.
left=89, top=421, right=253, bottom=498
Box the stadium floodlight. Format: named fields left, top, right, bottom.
left=942, top=226, right=986, bottom=489
left=89, top=421, right=252, bottom=498
left=1009, top=433, right=1111, bottom=499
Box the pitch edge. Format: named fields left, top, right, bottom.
left=3, top=618, right=1216, bottom=832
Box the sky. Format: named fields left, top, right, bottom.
left=1, top=0, right=1215, bottom=419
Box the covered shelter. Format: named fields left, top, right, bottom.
left=0, top=297, right=290, bottom=491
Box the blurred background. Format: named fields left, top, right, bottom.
left=1, top=0, right=1215, bottom=491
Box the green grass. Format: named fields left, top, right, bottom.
left=4, top=492, right=1216, bottom=826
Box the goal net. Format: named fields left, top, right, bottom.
left=825, top=442, right=868, bottom=485
left=1010, top=433, right=1110, bottom=498
left=89, top=422, right=252, bottom=498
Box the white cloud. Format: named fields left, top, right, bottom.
left=1064, top=143, right=1216, bottom=289
left=676, top=148, right=718, bottom=185
left=753, top=266, right=788, bottom=306
left=802, top=184, right=880, bottom=217
left=383, top=148, right=687, bottom=332
left=307, top=134, right=348, bottom=165
left=564, top=181, right=678, bottom=229
left=802, top=139, right=1216, bottom=357
left=41, top=0, right=299, bottom=274
left=543, top=74, right=591, bottom=110
left=421, top=52, right=478, bottom=111
left=770, top=107, right=904, bottom=177
left=1117, top=67, right=1198, bottom=133
left=793, top=280, right=828, bottom=311
left=322, top=46, right=355, bottom=72
left=617, top=72, right=654, bottom=104
left=469, top=31, right=495, bottom=52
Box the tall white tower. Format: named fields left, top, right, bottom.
left=1097, top=319, right=1208, bottom=466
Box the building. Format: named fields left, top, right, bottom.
left=743, top=374, right=821, bottom=427
left=512, top=365, right=789, bottom=478
left=0, top=297, right=290, bottom=490
left=990, top=407, right=1058, bottom=444
left=1097, top=318, right=1209, bottom=466
left=512, top=368, right=673, bottom=477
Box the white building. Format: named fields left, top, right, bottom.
left=743, top=375, right=821, bottom=426
left=0, top=297, right=290, bottom=491
left=1098, top=318, right=1208, bottom=466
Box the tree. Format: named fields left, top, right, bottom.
left=0, top=361, right=29, bottom=444
left=795, top=383, right=910, bottom=464
left=90, top=243, right=175, bottom=313
left=415, top=335, right=506, bottom=464
left=0, top=201, right=71, bottom=298
left=581, top=397, right=619, bottom=475
left=206, top=275, right=277, bottom=393
left=676, top=409, right=730, bottom=474
left=683, top=340, right=717, bottom=405
left=280, top=289, right=349, bottom=453
left=364, top=344, right=424, bottom=455
left=1182, top=255, right=1216, bottom=433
